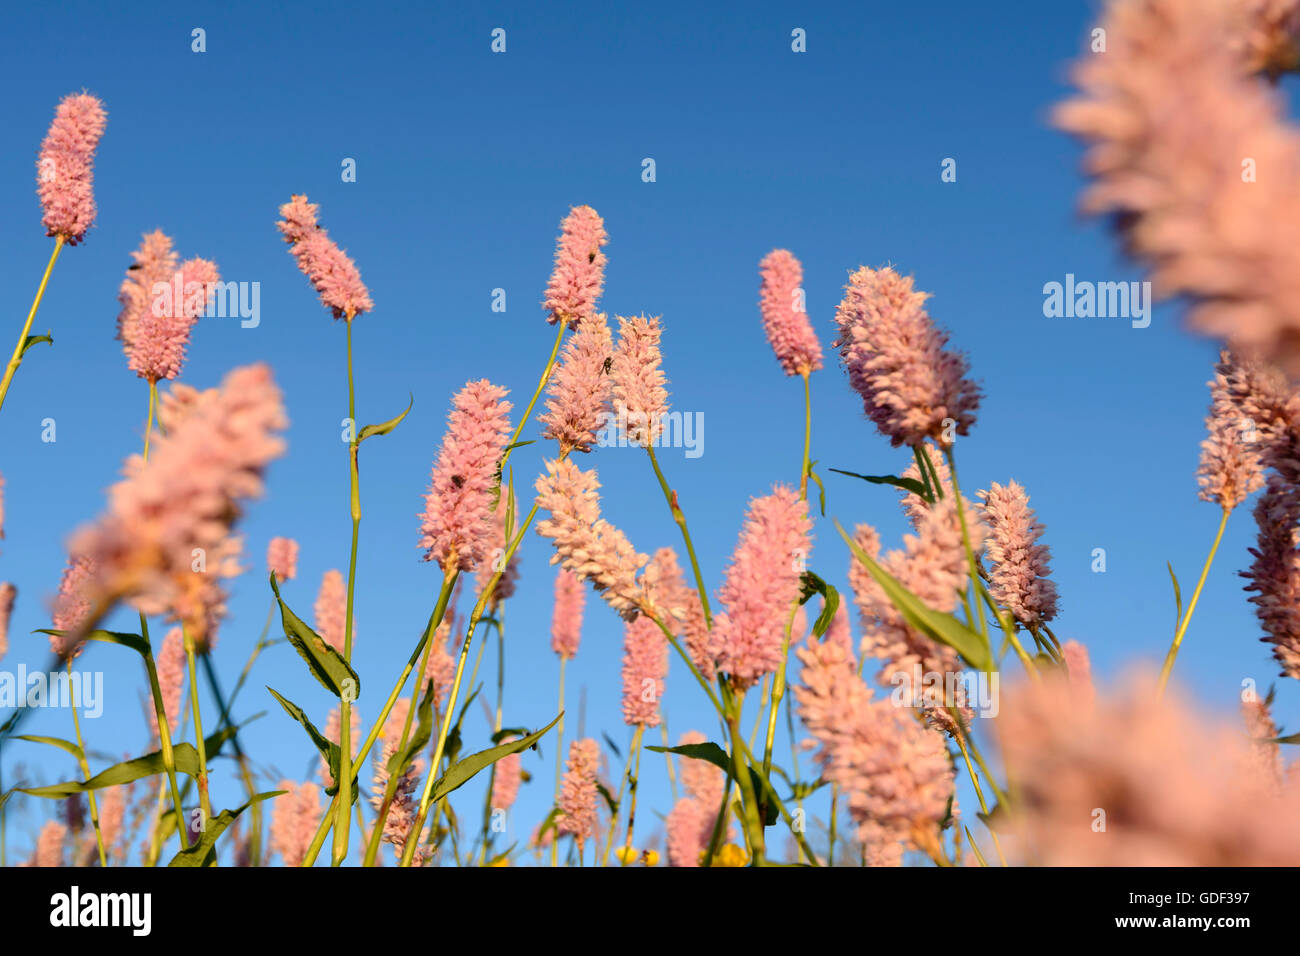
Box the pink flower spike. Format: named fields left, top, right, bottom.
left=759, top=249, right=823, bottom=376
left=490, top=741, right=523, bottom=813
left=611, top=315, right=670, bottom=448
left=313, top=569, right=353, bottom=655
left=550, top=568, right=585, bottom=660
left=540, top=312, right=614, bottom=454
left=556, top=738, right=601, bottom=848
left=620, top=615, right=668, bottom=726
left=978, top=480, right=1059, bottom=627
left=712, top=486, right=812, bottom=691
left=270, top=780, right=323, bottom=867
left=419, top=380, right=514, bottom=572
left=276, top=194, right=373, bottom=320
left=150, top=627, right=186, bottom=740
left=267, top=536, right=299, bottom=582
left=37, top=92, right=107, bottom=245
left=0, top=582, right=15, bottom=663
left=834, top=266, right=980, bottom=448
left=544, top=205, right=608, bottom=328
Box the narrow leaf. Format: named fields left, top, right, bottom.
left=828, top=469, right=928, bottom=497
left=168, top=791, right=283, bottom=867
left=269, top=573, right=360, bottom=699
left=14, top=734, right=83, bottom=761
left=357, top=393, right=413, bottom=443
left=430, top=713, right=561, bottom=804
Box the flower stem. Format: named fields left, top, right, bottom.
left=600, top=724, right=639, bottom=866
left=334, top=318, right=362, bottom=866
left=142, top=632, right=188, bottom=849
left=1158, top=507, right=1231, bottom=697
left=551, top=654, right=567, bottom=868
left=0, top=236, right=64, bottom=414
left=182, top=625, right=213, bottom=847
left=646, top=444, right=713, bottom=627
left=619, top=724, right=645, bottom=861
left=799, top=369, right=812, bottom=500
left=67, top=660, right=108, bottom=867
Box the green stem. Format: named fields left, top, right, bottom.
left=551, top=654, right=567, bottom=868
left=200, top=652, right=261, bottom=867
left=182, top=625, right=213, bottom=845
left=600, top=725, right=639, bottom=867
left=478, top=614, right=507, bottom=866
left=953, top=723, right=1006, bottom=866
left=501, top=319, right=566, bottom=477
left=334, top=318, right=361, bottom=866
left=620, top=725, right=645, bottom=861
left=0, top=236, right=64, bottom=414
left=646, top=444, right=713, bottom=627
left=799, top=369, right=812, bottom=500
left=67, top=660, right=107, bottom=867
left=142, top=629, right=189, bottom=848
left=942, top=446, right=991, bottom=653
left=1158, top=507, right=1231, bottom=696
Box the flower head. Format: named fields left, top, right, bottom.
left=149, top=627, right=186, bottom=740
left=490, top=741, right=523, bottom=813
left=978, top=480, right=1059, bottom=627
left=834, top=266, right=979, bottom=447
left=476, top=487, right=520, bottom=609
left=540, top=312, right=614, bottom=453
left=419, top=381, right=514, bottom=572
left=611, top=315, right=670, bottom=447
left=620, top=615, right=668, bottom=726
left=270, top=780, right=322, bottom=867
left=37, top=92, right=107, bottom=244
left=267, top=537, right=299, bottom=582
left=313, top=569, right=353, bottom=655
left=759, top=249, right=822, bottom=376
left=535, top=458, right=649, bottom=620
left=0, top=582, right=14, bottom=663
left=544, top=205, right=608, bottom=328
left=556, top=738, right=601, bottom=847
left=711, top=486, right=812, bottom=691
left=550, top=568, right=585, bottom=660
left=1243, top=477, right=1300, bottom=678
left=276, top=194, right=373, bottom=320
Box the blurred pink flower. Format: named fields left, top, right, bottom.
left=676, top=730, right=725, bottom=806
left=711, top=486, right=811, bottom=691
left=423, top=614, right=457, bottom=710
left=50, top=554, right=96, bottom=659
left=37, top=92, right=106, bottom=244
left=540, top=312, right=614, bottom=453
left=794, top=630, right=953, bottom=865
left=270, top=780, right=322, bottom=867
left=620, top=615, right=668, bottom=726
left=550, top=568, right=585, bottom=660
left=67, top=365, right=285, bottom=646
left=759, top=249, right=822, bottom=376
left=978, top=480, right=1059, bottom=627
left=834, top=266, right=979, bottom=448
left=476, top=486, right=520, bottom=608
left=611, top=315, right=670, bottom=447
left=1055, top=0, right=1300, bottom=376
left=419, top=380, right=514, bottom=572
left=1243, top=477, right=1300, bottom=678
left=535, top=458, right=649, bottom=620
left=490, top=742, right=523, bottom=812
left=1061, top=639, right=1095, bottom=705
left=149, top=627, right=186, bottom=740
left=276, top=194, right=373, bottom=320
left=0, top=582, right=14, bottom=662
left=556, top=737, right=601, bottom=848
left=313, top=569, right=353, bottom=655
left=640, top=547, right=691, bottom=635
left=267, top=536, right=299, bottom=582
left=33, top=820, right=68, bottom=867
left=117, top=231, right=220, bottom=384
left=998, top=669, right=1300, bottom=864
left=544, top=205, right=608, bottom=328
left=665, top=797, right=714, bottom=867
left=1198, top=351, right=1278, bottom=510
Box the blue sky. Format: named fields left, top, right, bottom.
left=0, top=0, right=1289, bottom=865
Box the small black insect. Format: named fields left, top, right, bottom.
left=451, top=474, right=464, bottom=488
left=127, top=263, right=141, bottom=270
left=602, top=356, right=613, bottom=375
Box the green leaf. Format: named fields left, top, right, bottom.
left=836, top=519, right=992, bottom=671
left=828, top=469, right=928, bottom=497
left=18, top=725, right=240, bottom=798
left=1167, top=561, right=1183, bottom=635
left=357, top=393, right=413, bottom=443
left=269, top=573, right=360, bottom=700
left=602, top=732, right=623, bottom=760
left=15, top=735, right=83, bottom=761
left=430, top=713, right=561, bottom=804
left=596, top=781, right=618, bottom=815
left=749, top=767, right=779, bottom=826
left=491, top=727, right=530, bottom=745
left=964, top=826, right=989, bottom=867
left=646, top=741, right=730, bottom=776
left=976, top=802, right=1010, bottom=833
left=387, top=682, right=436, bottom=780
left=536, top=806, right=561, bottom=841
left=168, top=791, right=283, bottom=867
left=36, top=628, right=149, bottom=658
left=503, top=440, right=535, bottom=453
left=1273, top=732, right=1300, bottom=745
left=798, top=572, right=840, bottom=639
left=807, top=460, right=827, bottom=517
left=787, top=778, right=830, bottom=801
left=266, top=687, right=343, bottom=795
left=485, top=842, right=516, bottom=866
left=20, top=332, right=52, bottom=358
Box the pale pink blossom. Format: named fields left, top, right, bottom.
left=476, top=488, right=520, bottom=609
left=550, top=568, right=585, bottom=660
left=32, top=820, right=68, bottom=867
left=711, top=486, right=812, bottom=691
left=313, top=569, right=353, bottom=655
left=540, top=311, right=614, bottom=453
left=67, top=365, right=285, bottom=646
left=1243, top=477, right=1300, bottom=678
left=116, top=231, right=220, bottom=384
left=277, top=194, right=373, bottom=320
left=50, top=554, right=96, bottom=659
left=419, top=380, right=514, bottom=572
left=423, top=614, right=457, bottom=710
left=1055, top=0, right=1300, bottom=376
left=0, top=582, right=14, bottom=662
left=676, top=730, right=725, bottom=806
left=544, top=205, right=608, bottom=327
left=665, top=796, right=711, bottom=867
left=535, top=458, right=649, bottom=620
left=998, top=669, right=1300, bottom=864
left=490, top=743, right=522, bottom=812
left=640, top=547, right=692, bottom=634
left=1198, top=351, right=1277, bottom=509
left=1242, top=693, right=1284, bottom=785
left=556, top=738, right=601, bottom=848
left=270, top=780, right=322, bottom=867
left=620, top=615, right=668, bottom=726
left=37, top=93, right=106, bottom=244
left=794, top=631, right=953, bottom=865
left=834, top=266, right=979, bottom=447
left=150, top=627, right=186, bottom=740
left=1061, top=639, right=1095, bottom=706
left=759, top=249, right=822, bottom=376
left=898, top=441, right=954, bottom=526
left=611, top=315, right=669, bottom=447
left=266, top=536, right=299, bottom=582
left=978, top=480, right=1059, bottom=627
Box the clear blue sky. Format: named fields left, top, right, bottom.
left=0, top=0, right=1288, bottom=864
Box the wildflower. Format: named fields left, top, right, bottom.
left=270, top=780, right=322, bottom=867
left=313, top=570, right=353, bottom=655
left=550, top=568, right=585, bottom=660
left=267, top=537, right=299, bottom=582
left=611, top=315, right=669, bottom=447
left=149, top=628, right=186, bottom=740
left=0, top=582, right=13, bottom=662
left=978, top=480, right=1059, bottom=627
left=620, top=615, right=668, bottom=726
left=37, top=93, right=107, bottom=244
left=276, top=194, right=373, bottom=320
left=758, top=249, right=822, bottom=376
left=540, top=312, right=614, bottom=453
left=555, top=738, right=601, bottom=848
left=544, top=205, right=608, bottom=327
left=491, top=744, right=523, bottom=812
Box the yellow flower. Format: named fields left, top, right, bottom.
left=614, top=845, right=638, bottom=866
left=641, top=849, right=660, bottom=867
left=714, top=843, right=748, bottom=867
